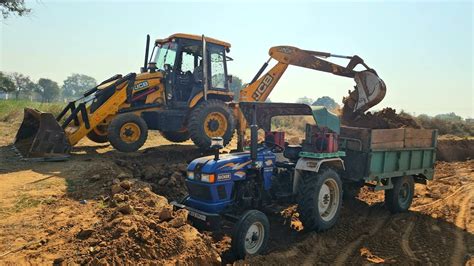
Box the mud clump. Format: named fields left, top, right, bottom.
left=71, top=180, right=220, bottom=265
left=342, top=107, right=420, bottom=129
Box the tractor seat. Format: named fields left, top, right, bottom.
left=283, top=145, right=302, bottom=161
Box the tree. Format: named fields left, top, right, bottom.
left=434, top=112, right=462, bottom=122
left=9, top=72, right=33, bottom=99
left=0, top=72, right=15, bottom=94
left=296, top=96, right=313, bottom=105
left=62, top=74, right=97, bottom=100
left=1, top=0, right=30, bottom=19
left=312, top=96, right=340, bottom=111
left=229, top=75, right=243, bottom=96
left=38, top=78, right=61, bottom=102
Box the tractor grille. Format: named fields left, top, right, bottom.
left=217, top=185, right=227, bottom=200
left=186, top=182, right=212, bottom=201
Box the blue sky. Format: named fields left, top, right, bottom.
left=1, top=0, right=472, bottom=117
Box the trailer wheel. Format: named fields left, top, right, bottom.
left=297, top=168, right=343, bottom=231
left=384, top=176, right=414, bottom=213
left=188, top=99, right=235, bottom=150
left=232, top=210, right=269, bottom=259
left=87, top=125, right=109, bottom=143
left=160, top=130, right=190, bottom=143
left=108, top=113, right=148, bottom=152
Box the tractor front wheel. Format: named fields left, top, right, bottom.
left=231, top=210, right=269, bottom=259
left=188, top=99, right=235, bottom=150
left=108, top=113, right=148, bottom=152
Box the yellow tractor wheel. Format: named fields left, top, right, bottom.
left=108, top=113, right=148, bottom=152
left=188, top=99, right=235, bottom=150
left=87, top=124, right=109, bottom=143
left=160, top=130, right=190, bottom=143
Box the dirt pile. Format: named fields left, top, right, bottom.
left=342, top=107, right=420, bottom=129
left=70, top=180, right=220, bottom=265
left=437, top=136, right=474, bottom=162
left=114, top=159, right=189, bottom=200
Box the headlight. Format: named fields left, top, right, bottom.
left=187, top=171, right=194, bottom=180
left=201, top=173, right=215, bottom=183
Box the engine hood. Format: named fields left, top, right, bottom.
left=188, top=152, right=253, bottom=174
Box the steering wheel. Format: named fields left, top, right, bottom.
left=264, top=140, right=285, bottom=153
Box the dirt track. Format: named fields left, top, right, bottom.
left=0, top=121, right=472, bottom=264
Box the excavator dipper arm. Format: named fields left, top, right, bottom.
left=236, top=45, right=386, bottom=150
left=240, top=45, right=386, bottom=113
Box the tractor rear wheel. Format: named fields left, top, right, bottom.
left=188, top=99, right=235, bottom=150
left=108, top=113, right=148, bottom=152
left=160, top=130, right=190, bottom=143
left=87, top=125, right=109, bottom=143
left=384, top=176, right=414, bottom=213
left=232, top=210, right=269, bottom=259
left=297, top=168, right=343, bottom=231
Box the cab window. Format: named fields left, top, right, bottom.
left=210, top=47, right=226, bottom=89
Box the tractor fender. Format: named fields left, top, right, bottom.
left=188, top=91, right=234, bottom=108
left=293, top=157, right=345, bottom=194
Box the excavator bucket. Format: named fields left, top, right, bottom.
left=13, top=108, right=71, bottom=161
left=351, top=70, right=387, bottom=113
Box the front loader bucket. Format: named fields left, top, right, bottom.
left=13, top=108, right=71, bottom=161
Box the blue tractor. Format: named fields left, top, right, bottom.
left=172, top=102, right=346, bottom=258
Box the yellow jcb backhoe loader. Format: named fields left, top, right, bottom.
left=15, top=33, right=237, bottom=160
left=14, top=33, right=386, bottom=160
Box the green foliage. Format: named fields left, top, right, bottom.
left=296, top=96, right=313, bottom=105
left=312, top=96, right=340, bottom=111
left=0, top=72, right=15, bottom=93
left=9, top=72, right=34, bottom=99
left=434, top=112, right=462, bottom=122
left=415, top=113, right=473, bottom=137
left=229, top=75, right=243, bottom=95
left=0, top=0, right=30, bottom=19
left=62, top=73, right=97, bottom=100
left=0, top=99, right=63, bottom=122
left=38, top=78, right=61, bottom=102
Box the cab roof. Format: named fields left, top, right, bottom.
left=155, top=33, right=231, bottom=48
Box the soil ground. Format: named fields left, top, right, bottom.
left=0, top=120, right=473, bottom=264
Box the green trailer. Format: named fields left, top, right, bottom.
left=339, top=126, right=437, bottom=213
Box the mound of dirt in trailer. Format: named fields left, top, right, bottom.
left=69, top=180, right=220, bottom=265
left=342, top=107, right=420, bottom=129
left=437, top=136, right=474, bottom=162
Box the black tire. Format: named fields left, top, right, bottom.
left=108, top=113, right=148, bottom=152
left=297, top=168, right=343, bottom=232
left=86, top=126, right=109, bottom=143
left=231, top=210, right=269, bottom=259
left=188, top=99, right=235, bottom=150
left=384, top=176, right=414, bottom=213
left=160, top=130, right=190, bottom=143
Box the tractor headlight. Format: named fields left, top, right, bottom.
left=201, top=173, right=215, bottom=183
left=187, top=171, right=194, bottom=180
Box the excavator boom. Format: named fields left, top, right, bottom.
left=239, top=45, right=386, bottom=114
